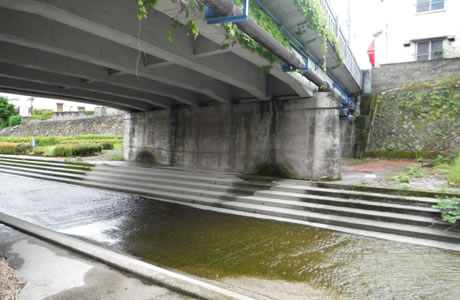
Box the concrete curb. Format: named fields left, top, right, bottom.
left=0, top=212, right=254, bottom=300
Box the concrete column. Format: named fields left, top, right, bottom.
left=123, top=93, right=342, bottom=180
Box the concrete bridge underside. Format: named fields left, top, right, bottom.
left=0, top=0, right=353, bottom=179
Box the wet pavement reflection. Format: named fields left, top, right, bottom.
left=1, top=173, right=460, bottom=299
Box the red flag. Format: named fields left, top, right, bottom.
left=368, top=39, right=375, bottom=67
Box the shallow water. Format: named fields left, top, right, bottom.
left=108, top=199, right=460, bottom=300
left=1, top=173, right=460, bottom=299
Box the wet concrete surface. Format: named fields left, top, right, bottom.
left=0, top=226, right=190, bottom=300
left=1, top=173, right=460, bottom=299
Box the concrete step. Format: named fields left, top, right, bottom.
left=1, top=159, right=459, bottom=248
left=315, top=182, right=460, bottom=200
left=0, top=154, right=93, bottom=167
left=0, top=157, right=92, bottom=171
left=0, top=163, right=87, bottom=179
left=268, top=184, right=440, bottom=207
left=0, top=159, right=441, bottom=211
left=221, top=202, right=460, bottom=244
left=232, top=195, right=446, bottom=229
left=253, top=190, right=439, bottom=216
left=85, top=173, right=440, bottom=220
left=87, top=168, right=440, bottom=208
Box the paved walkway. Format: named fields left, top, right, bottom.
left=0, top=226, right=189, bottom=300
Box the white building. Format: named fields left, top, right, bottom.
left=0, top=93, right=99, bottom=117
left=373, top=0, right=460, bottom=66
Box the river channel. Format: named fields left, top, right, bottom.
left=1, top=173, right=459, bottom=299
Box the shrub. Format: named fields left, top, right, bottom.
left=0, top=97, right=17, bottom=128
left=433, top=197, right=460, bottom=225
left=8, top=115, right=21, bottom=127
left=53, top=144, right=101, bottom=157
left=29, top=110, right=53, bottom=120
left=101, top=142, right=114, bottom=150
left=53, top=145, right=73, bottom=157
left=16, top=143, right=32, bottom=155
left=84, top=111, right=95, bottom=116
left=0, top=142, right=17, bottom=154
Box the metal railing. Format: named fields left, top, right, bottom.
left=318, top=0, right=363, bottom=89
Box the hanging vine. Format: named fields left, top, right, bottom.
left=136, top=0, right=343, bottom=73
left=137, top=0, right=203, bottom=41
left=292, top=0, right=343, bottom=70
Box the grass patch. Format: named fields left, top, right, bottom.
left=449, top=155, right=460, bottom=185
left=108, top=154, right=124, bottom=161
left=394, top=175, right=411, bottom=184
left=113, top=142, right=123, bottom=151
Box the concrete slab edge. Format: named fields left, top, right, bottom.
left=0, top=212, right=254, bottom=300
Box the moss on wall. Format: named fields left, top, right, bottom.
left=366, top=75, right=460, bottom=160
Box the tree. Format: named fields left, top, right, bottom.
left=0, top=97, right=17, bottom=128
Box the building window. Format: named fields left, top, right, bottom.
left=416, top=0, right=444, bottom=13
left=416, top=40, right=443, bottom=61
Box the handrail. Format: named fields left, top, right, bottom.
left=318, top=0, right=363, bottom=88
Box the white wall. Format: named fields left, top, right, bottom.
left=375, top=0, right=460, bottom=65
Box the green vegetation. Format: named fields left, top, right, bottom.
left=53, top=144, right=102, bottom=157
left=84, top=111, right=95, bottom=116
left=28, top=109, right=54, bottom=121
left=253, top=162, right=295, bottom=179
left=433, top=197, right=460, bottom=225
left=108, top=154, right=124, bottom=161
left=8, top=115, right=21, bottom=127
left=407, top=166, right=424, bottom=178
left=0, top=142, right=32, bottom=155
left=449, top=154, right=460, bottom=185
left=394, top=175, right=411, bottom=184
left=137, top=0, right=342, bottom=72
left=293, top=0, right=343, bottom=69
left=365, top=151, right=440, bottom=160
left=0, top=97, right=19, bottom=128
left=0, top=135, right=122, bottom=157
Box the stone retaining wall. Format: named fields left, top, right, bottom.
left=0, top=116, right=124, bottom=137
left=366, top=59, right=460, bottom=159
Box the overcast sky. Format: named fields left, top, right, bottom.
left=330, top=0, right=383, bottom=69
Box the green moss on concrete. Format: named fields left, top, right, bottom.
left=253, top=162, right=296, bottom=179
left=135, top=150, right=158, bottom=164
left=365, top=151, right=440, bottom=160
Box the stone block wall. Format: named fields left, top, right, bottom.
left=366, top=59, right=460, bottom=159
left=0, top=116, right=124, bottom=137
left=372, top=58, right=460, bottom=92
left=124, top=93, right=342, bottom=180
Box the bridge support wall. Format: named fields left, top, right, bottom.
left=123, top=93, right=342, bottom=180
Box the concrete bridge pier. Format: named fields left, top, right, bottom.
left=123, top=92, right=342, bottom=180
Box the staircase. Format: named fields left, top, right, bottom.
left=1, top=154, right=459, bottom=251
